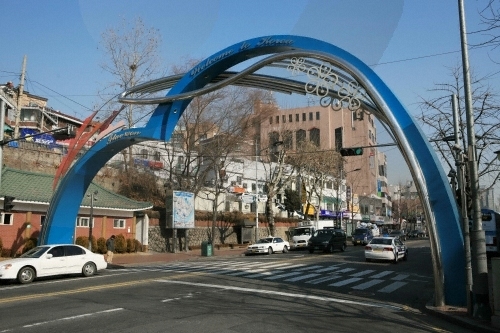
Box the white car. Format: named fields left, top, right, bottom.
left=364, top=237, right=408, bottom=263
left=0, top=244, right=107, bottom=284
left=245, top=237, right=290, bottom=255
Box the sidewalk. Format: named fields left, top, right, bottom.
left=108, top=248, right=500, bottom=332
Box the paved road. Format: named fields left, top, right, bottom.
left=0, top=239, right=487, bottom=332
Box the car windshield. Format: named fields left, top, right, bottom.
left=315, top=230, right=334, bottom=236
left=370, top=238, right=393, bottom=245
left=353, top=229, right=367, bottom=235
left=294, top=228, right=311, bottom=236
left=20, top=246, right=50, bottom=258
left=257, top=238, right=272, bottom=244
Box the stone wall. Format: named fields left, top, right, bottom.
left=148, top=222, right=295, bottom=252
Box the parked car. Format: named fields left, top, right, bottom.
left=408, top=229, right=427, bottom=238
left=0, top=244, right=107, bottom=284
left=245, top=237, right=290, bottom=255
left=308, top=228, right=347, bottom=253
left=352, top=228, right=374, bottom=245
left=365, top=237, right=408, bottom=263
left=389, top=230, right=407, bottom=241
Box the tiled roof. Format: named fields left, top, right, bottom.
left=0, top=168, right=152, bottom=211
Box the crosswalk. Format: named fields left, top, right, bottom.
left=109, top=260, right=430, bottom=294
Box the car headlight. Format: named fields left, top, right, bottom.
left=1, top=264, right=12, bottom=270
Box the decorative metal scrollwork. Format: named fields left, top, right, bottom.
left=287, top=57, right=361, bottom=111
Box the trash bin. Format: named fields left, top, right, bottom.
left=201, top=241, right=213, bottom=257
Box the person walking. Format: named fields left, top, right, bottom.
left=106, top=235, right=116, bottom=264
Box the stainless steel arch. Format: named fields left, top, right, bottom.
left=42, top=35, right=463, bottom=306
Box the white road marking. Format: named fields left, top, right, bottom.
left=155, top=279, right=403, bottom=311
left=378, top=281, right=408, bottom=293
left=352, top=279, right=385, bottom=290
left=329, top=277, right=363, bottom=287
left=22, top=308, right=123, bottom=328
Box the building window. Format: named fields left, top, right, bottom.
left=276, top=116, right=279, bottom=124
left=316, top=111, right=320, bottom=120
left=140, top=149, right=148, bottom=159
left=296, top=129, right=306, bottom=147
left=302, top=113, right=306, bottom=121
left=310, top=128, right=320, bottom=146
left=76, top=217, right=93, bottom=228
left=334, top=127, right=343, bottom=151
left=309, top=112, right=313, bottom=121
left=296, top=113, right=299, bottom=122
left=236, top=176, right=242, bottom=183
left=41, top=215, right=46, bottom=226
left=0, top=213, right=13, bottom=225
left=114, top=219, right=125, bottom=228
left=243, top=183, right=248, bottom=189
left=282, top=115, right=286, bottom=123
left=154, top=151, right=161, bottom=161
left=289, top=114, right=293, bottom=122
left=269, top=116, right=273, bottom=124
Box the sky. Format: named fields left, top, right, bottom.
left=1, top=0, right=499, bottom=188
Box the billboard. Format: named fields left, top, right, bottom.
left=166, top=190, right=195, bottom=228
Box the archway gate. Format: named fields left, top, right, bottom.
left=40, top=35, right=465, bottom=306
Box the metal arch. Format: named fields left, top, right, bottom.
left=42, top=35, right=463, bottom=307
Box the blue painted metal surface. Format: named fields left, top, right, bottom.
left=41, top=35, right=465, bottom=306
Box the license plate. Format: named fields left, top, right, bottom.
left=373, top=248, right=383, bottom=251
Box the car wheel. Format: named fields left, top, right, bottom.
left=308, top=248, right=314, bottom=254
left=267, top=247, right=273, bottom=255
left=282, top=245, right=288, bottom=253
left=17, top=266, right=35, bottom=284
left=82, top=262, right=97, bottom=277
left=341, top=243, right=347, bottom=252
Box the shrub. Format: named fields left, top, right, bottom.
left=75, top=236, right=97, bottom=252
left=126, top=238, right=135, bottom=253
left=114, top=234, right=127, bottom=253
left=134, top=239, right=142, bottom=252
left=97, top=237, right=107, bottom=254
left=75, top=236, right=87, bottom=247
left=22, top=238, right=38, bottom=253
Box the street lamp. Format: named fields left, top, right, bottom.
left=87, top=190, right=98, bottom=251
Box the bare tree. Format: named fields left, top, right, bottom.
left=287, top=140, right=343, bottom=222
left=417, top=65, right=500, bottom=206
left=99, top=17, right=164, bottom=169
left=476, top=0, right=500, bottom=52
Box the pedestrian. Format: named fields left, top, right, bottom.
left=106, top=235, right=116, bottom=264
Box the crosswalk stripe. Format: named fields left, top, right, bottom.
left=295, top=265, right=324, bottom=271
left=352, top=279, right=384, bottom=290
left=285, top=273, right=320, bottom=282
left=244, top=271, right=284, bottom=278
left=370, top=271, right=394, bottom=278
left=391, top=274, right=409, bottom=281
left=315, top=265, right=343, bottom=273
left=264, top=271, right=302, bottom=280
left=306, top=275, right=342, bottom=285
left=329, top=277, right=363, bottom=287
left=378, top=281, right=407, bottom=293
left=336, top=268, right=356, bottom=273
left=350, top=269, right=376, bottom=277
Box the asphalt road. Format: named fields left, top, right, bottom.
left=0, top=239, right=478, bottom=332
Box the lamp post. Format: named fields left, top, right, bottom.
left=88, top=190, right=98, bottom=251
left=458, top=0, right=490, bottom=318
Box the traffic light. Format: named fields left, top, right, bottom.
left=339, top=147, right=363, bottom=156
left=3, top=196, right=15, bottom=212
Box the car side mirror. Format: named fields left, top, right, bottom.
left=46, top=253, right=53, bottom=259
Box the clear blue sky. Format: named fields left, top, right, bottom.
left=1, top=0, right=498, bottom=186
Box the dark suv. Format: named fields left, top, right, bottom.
left=308, top=228, right=347, bottom=253
left=352, top=228, right=374, bottom=245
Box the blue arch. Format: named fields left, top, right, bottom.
left=41, top=35, right=465, bottom=306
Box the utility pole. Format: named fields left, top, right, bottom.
left=0, top=100, right=4, bottom=192
left=452, top=94, right=473, bottom=315
left=458, top=0, right=490, bottom=318
left=14, top=55, right=26, bottom=139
